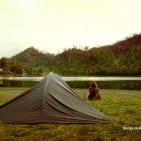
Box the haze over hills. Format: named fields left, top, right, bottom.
left=2, top=33, right=141, bottom=75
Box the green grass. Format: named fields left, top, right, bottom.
left=0, top=88, right=141, bottom=141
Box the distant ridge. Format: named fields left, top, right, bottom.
left=12, top=33, right=141, bottom=75
left=12, top=47, right=54, bottom=67
left=114, top=33, right=141, bottom=47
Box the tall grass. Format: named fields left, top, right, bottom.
left=0, top=88, right=141, bottom=141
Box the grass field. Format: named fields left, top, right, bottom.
left=0, top=88, right=141, bottom=141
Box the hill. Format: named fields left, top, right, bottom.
left=50, top=33, right=141, bottom=75
left=10, top=33, right=141, bottom=75
left=12, top=47, right=54, bottom=67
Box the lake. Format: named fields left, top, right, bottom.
left=0, top=76, right=141, bottom=81
left=0, top=76, right=141, bottom=89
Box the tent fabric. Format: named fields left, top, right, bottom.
left=0, top=72, right=112, bottom=124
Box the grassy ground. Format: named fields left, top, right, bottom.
left=0, top=88, right=141, bottom=141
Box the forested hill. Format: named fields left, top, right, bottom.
left=12, top=47, right=54, bottom=67
left=3, top=33, right=141, bottom=76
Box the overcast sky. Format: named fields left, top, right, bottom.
left=0, top=0, right=141, bottom=57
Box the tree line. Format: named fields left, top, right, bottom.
left=47, top=34, right=141, bottom=76
left=0, top=57, right=43, bottom=75
left=0, top=33, right=141, bottom=76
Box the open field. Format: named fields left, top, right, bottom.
left=0, top=88, right=141, bottom=141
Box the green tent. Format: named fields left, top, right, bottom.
left=0, top=72, right=112, bottom=123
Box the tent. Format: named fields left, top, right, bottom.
left=0, top=72, right=112, bottom=124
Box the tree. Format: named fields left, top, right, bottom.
left=10, top=64, right=24, bottom=74
left=0, top=57, right=11, bottom=73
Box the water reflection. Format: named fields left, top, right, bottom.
left=0, top=80, right=38, bottom=87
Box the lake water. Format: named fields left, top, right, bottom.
left=0, top=76, right=141, bottom=81
left=0, top=76, right=141, bottom=88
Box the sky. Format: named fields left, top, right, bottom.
left=0, top=0, right=141, bottom=57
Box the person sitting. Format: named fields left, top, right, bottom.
left=88, top=81, right=101, bottom=100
